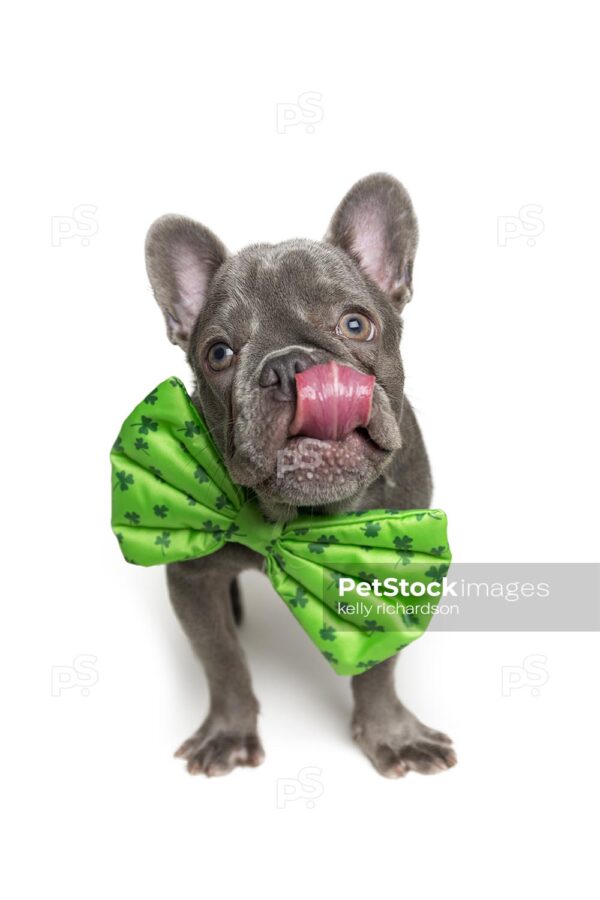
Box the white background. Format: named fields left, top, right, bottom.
left=2, top=1, right=599, bottom=898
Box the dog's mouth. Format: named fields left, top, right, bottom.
left=274, top=362, right=387, bottom=487
left=228, top=360, right=396, bottom=503
left=289, top=360, right=375, bottom=442
left=277, top=427, right=385, bottom=485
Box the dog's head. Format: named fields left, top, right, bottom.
left=145, top=174, right=418, bottom=518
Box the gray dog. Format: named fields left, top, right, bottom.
left=145, top=173, right=456, bottom=778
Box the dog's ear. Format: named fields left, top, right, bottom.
left=326, top=173, right=418, bottom=311
left=145, top=215, right=227, bottom=351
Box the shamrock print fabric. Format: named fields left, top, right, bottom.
left=111, top=377, right=452, bottom=675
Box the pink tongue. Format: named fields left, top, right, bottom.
left=289, top=361, right=375, bottom=441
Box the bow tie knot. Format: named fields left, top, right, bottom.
left=231, top=500, right=285, bottom=554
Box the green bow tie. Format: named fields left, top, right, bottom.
left=110, top=377, right=451, bottom=675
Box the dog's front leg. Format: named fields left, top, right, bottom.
left=167, top=548, right=265, bottom=777
left=351, top=656, right=457, bottom=778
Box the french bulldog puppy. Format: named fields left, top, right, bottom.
left=145, top=173, right=456, bottom=778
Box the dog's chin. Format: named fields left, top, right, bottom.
left=250, top=429, right=391, bottom=509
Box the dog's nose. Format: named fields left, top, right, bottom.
left=258, top=351, right=313, bottom=401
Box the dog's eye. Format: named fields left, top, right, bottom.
left=336, top=312, right=375, bottom=342
left=207, top=342, right=234, bottom=371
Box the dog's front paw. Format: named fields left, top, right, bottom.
left=175, top=719, right=265, bottom=777
left=352, top=709, right=456, bottom=778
